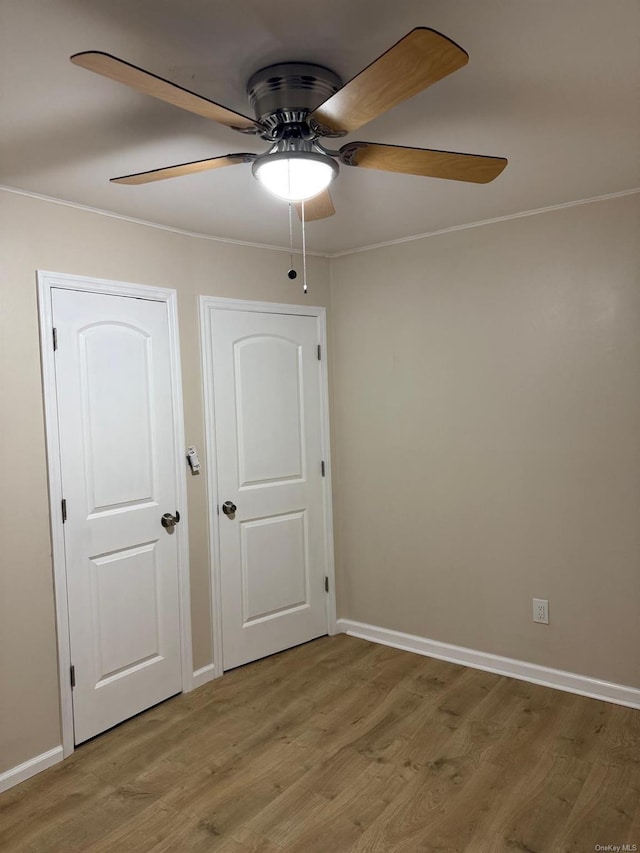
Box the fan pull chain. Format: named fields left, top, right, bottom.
left=301, top=199, right=308, bottom=295
left=284, top=201, right=307, bottom=295
left=286, top=203, right=299, bottom=283
left=288, top=203, right=294, bottom=271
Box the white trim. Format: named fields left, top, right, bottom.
left=199, top=296, right=337, bottom=673
left=192, top=663, right=216, bottom=689
left=198, top=295, right=328, bottom=317
left=199, top=300, right=224, bottom=681
left=318, top=308, right=337, bottom=634
left=0, top=747, right=63, bottom=794
left=337, top=619, right=640, bottom=710
left=166, top=287, right=195, bottom=695
left=328, top=188, right=640, bottom=257
left=37, top=270, right=194, bottom=760
left=0, top=185, right=326, bottom=257
left=37, top=275, right=74, bottom=758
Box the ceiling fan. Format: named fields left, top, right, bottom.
left=71, top=28, right=507, bottom=221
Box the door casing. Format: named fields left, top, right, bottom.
left=199, top=296, right=337, bottom=678
left=38, top=270, right=193, bottom=758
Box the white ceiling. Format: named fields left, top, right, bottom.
left=1, top=0, right=638, bottom=254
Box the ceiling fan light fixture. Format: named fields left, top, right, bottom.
left=75, top=29, right=507, bottom=218
left=252, top=151, right=338, bottom=202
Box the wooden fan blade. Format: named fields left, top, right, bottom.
left=310, top=28, right=468, bottom=135
left=71, top=52, right=260, bottom=132
left=340, top=142, right=507, bottom=183
left=294, top=189, right=335, bottom=221
left=110, top=153, right=255, bottom=185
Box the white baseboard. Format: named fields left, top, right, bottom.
left=0, top=662, right=217, bottom=795
left=0, top=746, right=63, bottom=795
left=336, top=619, right=640, bottom=710
left=192, top=663, right=216, bottom=689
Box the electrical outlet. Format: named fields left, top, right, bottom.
left=533, top=598, right=549, bottom=624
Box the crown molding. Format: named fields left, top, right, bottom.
left=0, top=184, right=329, bottom=257
left=327, top=187, right=640, bottom=258
left=2, top=183, right=638, bottom=260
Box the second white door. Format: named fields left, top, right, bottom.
left=207, top=306, right=329, bottom=669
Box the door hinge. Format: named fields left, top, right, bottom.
left=321, top=460, right=326, bottom=477
left=52, top=327, right=58, bottom=351
left=324, top=576, right=329, bottom=593
left=317, top=344, right=321, bottom=361
left=70, top=665, right=75, bottom=689
left=61, top=499, right=67, bottom=523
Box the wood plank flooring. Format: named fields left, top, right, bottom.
left=1, top=635, right=638, bottom=852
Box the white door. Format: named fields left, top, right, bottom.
left=52, top=288, right=183, bottom=744
left=208, top=308, right=329, bottom=669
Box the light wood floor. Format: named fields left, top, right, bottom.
left=1, top=635, right=639, bottom=852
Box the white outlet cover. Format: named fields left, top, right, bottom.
left=533, top=598, right=549, bottom=624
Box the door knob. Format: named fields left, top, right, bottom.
left=161, top=511, right=181, bottom=528
left=222, top=501, right=237, bottom=516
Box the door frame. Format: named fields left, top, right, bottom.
left=199, top=296, right=337, bottom=678
left=37, top=270, right=193, bottom=758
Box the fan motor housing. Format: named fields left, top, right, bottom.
left=248, top=62, right=342, bottom=126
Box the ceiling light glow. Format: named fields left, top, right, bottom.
left=253, top=152, right=338, bottom=202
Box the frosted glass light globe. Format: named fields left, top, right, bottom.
left=253, top=152, right=338, bottom=202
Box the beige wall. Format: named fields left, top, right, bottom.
left=330, top=193, right=640, bottom=689
left=0, top=189, right=330, bottom=773
left=2, top=186, right=639, bottom=777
